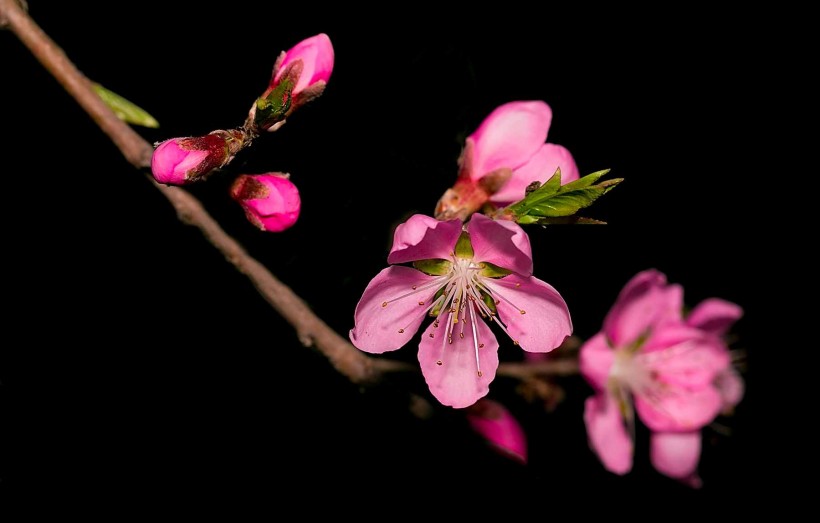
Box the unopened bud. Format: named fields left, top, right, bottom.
left=248, top=33, right=335, bottom=132
left=230, top=173, right=301, bottom=232
left=151, top=130, right=245, bottom=185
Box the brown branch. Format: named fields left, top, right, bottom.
left=2, top=1, right=580, bottom=391
left=0, top=0, right=385, bottom=385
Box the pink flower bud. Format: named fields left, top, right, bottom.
left=466, top=399, right=528, bottom=463
left=151, top=130, right=244, bottom=185
left=230, top=173, right=301, bottom=232
left=272, top=33, right=334, bottom=97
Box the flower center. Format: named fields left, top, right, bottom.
left=380, top=250, right=527, bottom=377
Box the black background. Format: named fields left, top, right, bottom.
left=4, top=1, right=777, bottom=514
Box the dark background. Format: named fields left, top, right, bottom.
left=4, top=1, right=778, bottom=514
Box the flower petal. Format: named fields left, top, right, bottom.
left=686, top=298, right=743, bottom=336
left=468, top=213, right=533, bottom=276
left=387, top=215, right=462, bottom=265
left=635, top=386, right=723, bottom=432
left=349, top=267, right=441, bottom=354
left=466, top=399, right=528, bottom=463
left=490, top=143, right=580, bottom=205
left=469, top=101, right=552, bottom=179
left=715, top=367, right=745, bottom=411
left=584, top=393, right=633, bottom=475
left=650, top=431, right=702, bottom=480
left=604, top=269, right=682, bottom=347
left=277, top=33, right=335, bottom=94
left=418, top=312, right=499, bottom=408
left=482, top=274, right=572, bottom=353
left=641, top=327, right=730, bottom=388
left=579, top=332, right=615, bottom=392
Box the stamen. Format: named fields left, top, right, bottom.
left=476, top=280, right=527, bottom=315
left=398, top=329, right=404, bottom=333
left=383, top=275, right=450, bottom=306
left=469, top=301, right=482, bottom=378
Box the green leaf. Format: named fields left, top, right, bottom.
left=92, top=83, right=159, bottom=128
left=505, top=169, right=622, bottom=225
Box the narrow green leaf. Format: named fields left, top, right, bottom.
left=92, top=83, right=159, bottom=128
left=505, top=167, right=623, bottom=226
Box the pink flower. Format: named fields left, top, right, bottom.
left=272, top=33, right=334, bottom=98
left=436, top=101, right=579, bottom=220
left=466, top=399, right=528, bottom=463
left=151, top=130, right=244, bottom=185
left=230, top=173, right=301, bottom=232
left=350, top=213, right=572, bottom=408
left=579, top=269, right=742, bottom=484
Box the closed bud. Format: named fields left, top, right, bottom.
left=230, top=173, right=301, bottom=232
left=151, top=130, right=245, bottom=185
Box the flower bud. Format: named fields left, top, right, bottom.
left=151, top=130, right=245, bottom=185
left=230, top=173, right=301, bottom=232
left=272, top=33, right=334, bottom=98
left=249, top=34, right=335, bottom=132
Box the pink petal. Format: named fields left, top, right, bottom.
left=584, top=393, right=633, bottom=475
left=686, top=298, right=743, bottom=336
left=276, top=33, right=335, bottom=94
left=716, top=367, right=745, bottom=410
left=418, top=313, right=499, bottom=408
left=151, top=139, right=209, bottom=185
left=349, top=267, right=441, bottom=354
left=650, top=431, right=702, bottom=480
left=482, top=274, right=572, bottom=353
left=387, top=215, right=462, bottom=265
left=641, top=327, right=730, bottom=388
left=579, top=332, right=615, bottom=392
left=604, top=269, right=682, bottom=347
left=466, top=399, right=528, bottom=463
left=490, top=143, right=580, bottom=205
left=467, top=213, right=533, bottom=276
left=635, top=386, right=723, bottom=432
left=468, top=101, right=552, bottom=179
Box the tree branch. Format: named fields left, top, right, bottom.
left=1, top=0, right=383, bottom=385
left=2, top=1, right=579, bottom=393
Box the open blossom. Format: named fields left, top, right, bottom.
left=151, top=130, right=244, bottom=185
left=436, top=101, right=579, bottom=220
left=350, top=213, right=572, bottom=408
left=230, top=173, right=301, bottom=232
left=579, top=269, right=743, bottom=484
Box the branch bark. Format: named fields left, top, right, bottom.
left=1, top=0, right=578, bottom=392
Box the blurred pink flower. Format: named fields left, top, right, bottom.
left=579, top=269, right=742, bottom=485
left=350, top=213, right=571, bottom=408
left=466, top=399, right=527, bottom=463
left=230, top=173, right=301, bottom=232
